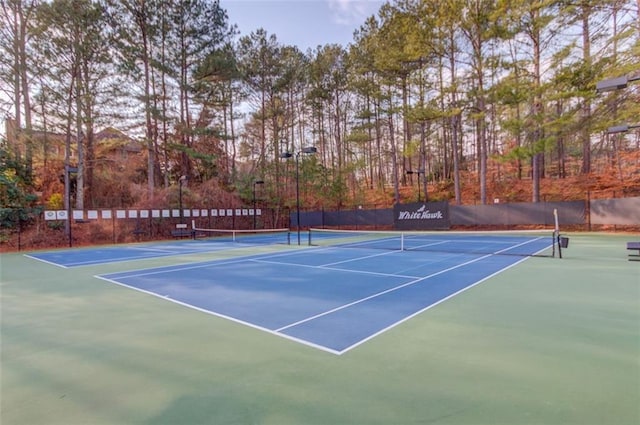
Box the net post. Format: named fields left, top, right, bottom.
left=308, top=228, right=311, bottom=246
left=553, top=209, right=562, bottom=259
left=400, top=232, right=404, bottom=251
left=556, top=232, right=563, bottom=259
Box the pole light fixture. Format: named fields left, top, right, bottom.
left=596, top=75, right=640, bottom=93
left=607, top=124, right=640, bottom=134
left=253, top=180, right=264, bottom=229
left=280, top=145, right=317, bottom=245
left=597, top=74, right=640, bottom=136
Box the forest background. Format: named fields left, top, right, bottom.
left=1, top=0, right=639, bottom=247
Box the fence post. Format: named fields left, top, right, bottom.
left=17, top=210, right=22, bottom=251
left=586, top=192, right=591, bottom=231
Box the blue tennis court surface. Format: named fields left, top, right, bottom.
left=25, top=239, right=265, bottom=267
left=96, top=235, right=552, bottom=354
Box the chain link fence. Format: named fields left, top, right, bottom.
left=3, top=197, right=638, bottom=251
left=1, top=206, right=290, bottom=251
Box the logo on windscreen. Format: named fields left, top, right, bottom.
left=397, top=204, right=444, bottom=220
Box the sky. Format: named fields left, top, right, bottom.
left=220, top=0, right=384, bottom=51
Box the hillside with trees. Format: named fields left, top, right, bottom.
left=1, top=0, right=639, bottom=248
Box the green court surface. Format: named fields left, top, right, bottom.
left=1, top=233, right=639, bottom=425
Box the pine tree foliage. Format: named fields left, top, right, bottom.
left=0, top=0, right=638, bottom=213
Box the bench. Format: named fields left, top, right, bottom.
left=171, top=229, right=194, bottom=239
left=627, top=242, right=640, bottom=261
left=132, top=228, right=146, bottom=240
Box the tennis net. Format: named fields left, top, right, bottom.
left=192, top=222, right=291, bottom=245
left=308, top=228, right=557, bottom=257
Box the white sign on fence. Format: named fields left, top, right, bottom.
left=42, top=207, right=271, bottom=222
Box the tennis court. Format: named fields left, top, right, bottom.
left=2, top=231, right=639, bottom=424
left=26, top=228, right=293, bottom=267
left=31, top=230, right=553, bottom=354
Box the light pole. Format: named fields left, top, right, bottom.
left=64, top=165, right=78, bottom=247
left=179, top=175, right=187, bottom=224
left=406, top=169, right=424, bottom=202
left=281, top=146, right=317, bottom=244
left=253, top=180, right=264, bottom=229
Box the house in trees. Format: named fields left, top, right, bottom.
left=4, top=118, right=141, bottom=163
left=4, top=118, right=144, bottom=207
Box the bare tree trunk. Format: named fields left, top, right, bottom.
left=82, top=61, right=95, bottom=207
left=532, top=7, right=542, bottom=203
left=134, top=6, right=156, bottom=197
left=17, top=2, right=33, bottom=173
left=69, top=18, right=84, bottom=211
left=580, top=3, right=592, bottom=174
left=387, top=90, right=400, bottom=204
left=64, top=72, right=76, bottom=238
left=448, top=31, right=461, bottom=204
left=5, top=0, right=34, bottom=165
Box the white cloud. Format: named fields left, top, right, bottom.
left=327, top=0, right=381, bottom=25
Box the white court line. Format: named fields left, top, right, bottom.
left=320, top=249, right=401, bottom=267
left=24, top=254, right=70, bottom=268
left=275, top=237, right=545, bottom=335
left=275, top=253, right=493, bottom=333
left=98, top=236, right=550, bottom=355
left=101, top=245, right=325, bottom=279
left=250, top=258, right=421, bottom=279
left=104, top=243, right=404, bottom=279
left=101, top=256, right=265, bottom=279
left=94, top=274, right=342, bottom=355
left=339, top=254, right=534, bottom=355
left=24, top=239, right=276, bottom=268
left=128, top=246, right=186, bottom=253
